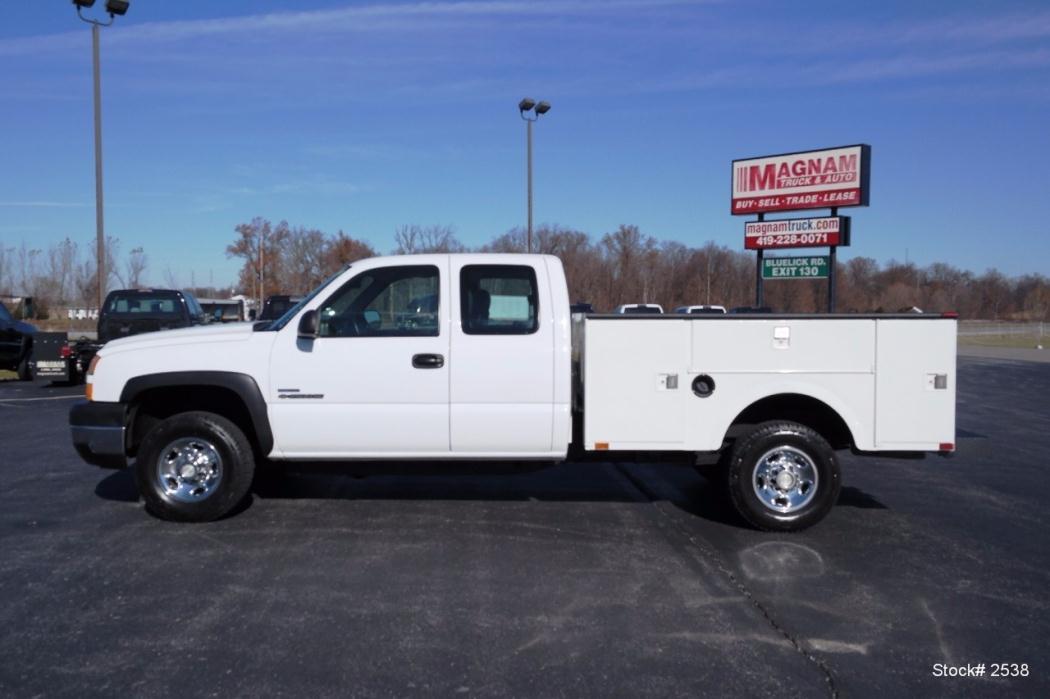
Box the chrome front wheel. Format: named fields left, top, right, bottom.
left=136, top=411, right=255, bottom=522
left=156, top=437, right=224, bottom=503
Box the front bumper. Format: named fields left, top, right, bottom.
left=69, top=400, right=127, bottom=469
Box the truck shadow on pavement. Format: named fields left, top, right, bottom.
left=93, top=460, right=888, bottom=527
left=637, top=466, right=888, bottom=527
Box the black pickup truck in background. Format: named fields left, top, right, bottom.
left=0, top=301, right=36, bottom=381
left=32, top=288, right=208, bottom=384
left=97, top=289, right=207, bottom=343
left=257, top=294, right=303, bottom=322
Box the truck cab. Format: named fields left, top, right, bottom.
left=263, top=255, right=571, bottom=458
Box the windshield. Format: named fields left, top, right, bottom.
left=261, top=268, right=349, bottom=332
left=105, top=292, right=182, bottom=316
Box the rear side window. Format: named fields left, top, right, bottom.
left=461, top=265, right=538, bottom=335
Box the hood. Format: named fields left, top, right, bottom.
left=101, top=321, right=255, bottom=354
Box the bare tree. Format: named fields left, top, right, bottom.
left=163, top=265, right=179, bottom=290
left=393, top=225, right=465, bottom=254
left=284, top=227, right=327, bottom=295
left=0, top=245, right=12, bottom=294
left=125, top=247, right=148, bottom=288
left=201, top=218, right=1041, bottom=318
left=322, top=231, right=375, bottom=277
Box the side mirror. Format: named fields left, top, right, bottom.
left=297, top=309, right=318, bottom=339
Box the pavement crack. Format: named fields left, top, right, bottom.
left=613, top=463, right=840, bottom=699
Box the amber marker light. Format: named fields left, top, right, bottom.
left=85, top=355, right=101, bottom=400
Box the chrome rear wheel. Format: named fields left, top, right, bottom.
left=752, top=445, right=819, bottom=514
left=726, top=421, right=840, bottom=532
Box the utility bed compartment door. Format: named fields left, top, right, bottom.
left=688, top=319, right=874, bottom=373
left=583, top=320, right=690, bottom=448
left=874, top=320, right=956, bottom=449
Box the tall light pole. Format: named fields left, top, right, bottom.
left=518, top=98, right=550, bottom=254
left=74, top=0, right=130, bottom=310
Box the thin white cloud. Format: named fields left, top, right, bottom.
left=800, top=47, right=1050, bottom=86
left=896, top=10, right=1050, bottom=44
left=0, top=201, right=90, bottom=208
left=640, top=47, right=1050, bottom=94
left=0, top=0, right=716, bottom=56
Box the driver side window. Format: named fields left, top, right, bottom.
left=318, top=265, right=439, bottom=338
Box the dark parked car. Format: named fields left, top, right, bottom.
left=42, top=289, right=209, bottom=384
left=257, top=294, right=304, bottom=322
left=0, top=301, right=36, bottom=380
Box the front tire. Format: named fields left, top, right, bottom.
left=136, top=411, right=255, bottom=522
left=726, top=421, right=840, bottom=532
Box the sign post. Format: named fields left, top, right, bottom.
left=828, top=208, right=838, bottom=313
left=732, top=145, right=870, bottom=312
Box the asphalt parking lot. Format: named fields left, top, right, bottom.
left=1, top=356, right=1047, bottom=697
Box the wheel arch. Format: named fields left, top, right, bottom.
left=726, top=393, right=856, bottom=451
left=120, top=371, right=273, bottom=457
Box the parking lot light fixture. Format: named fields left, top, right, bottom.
left=105, top=0, right=130, bottom=16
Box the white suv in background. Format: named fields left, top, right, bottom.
left=673, top=305, right=727, bottom=314
left=613, top=304, right=664, bottom=314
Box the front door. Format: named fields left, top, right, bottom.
left=268, top=260, right=450, bottom=458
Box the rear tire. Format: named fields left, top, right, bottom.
left=136, top=411, right=255, bottom=522
left=726, top=421, right=840, bottom=532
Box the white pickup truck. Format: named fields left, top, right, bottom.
left=70, top=253, right=957, bottom=530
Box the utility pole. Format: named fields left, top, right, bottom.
left=706, top=253, right=712, bottom=305
left=527, top=117, right=533, bottom=249
left=75, top=1, right=131, bottom=310
left=91, top=22, right=105, bottom=310
left=517, top=98, right=551, bottom=253
left=259, top=227, right=265, bottom=310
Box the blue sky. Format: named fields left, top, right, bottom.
left=1, top=0, right=1048, bottom=287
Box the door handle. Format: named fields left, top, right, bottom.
left=412, top=353, right=445, bottom=369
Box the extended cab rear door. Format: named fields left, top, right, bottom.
left=449, top=258, right=556, bottom=454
